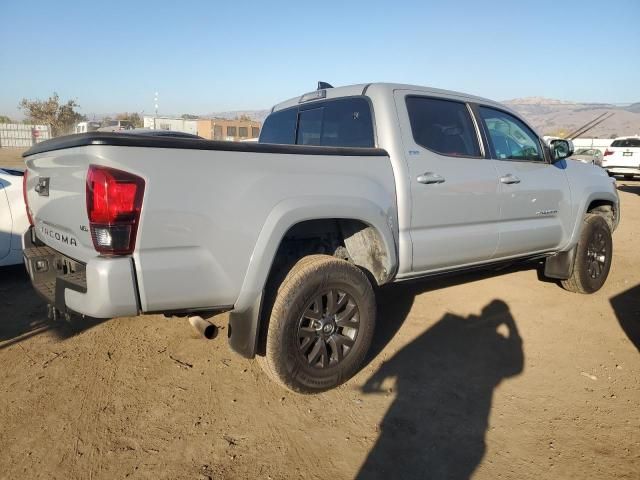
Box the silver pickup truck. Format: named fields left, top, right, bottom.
left=22, top=83, right=619, bottom=392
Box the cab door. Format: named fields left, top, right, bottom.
left=395, top=92, right=501, bottom=273
left=476, top=105, right=571, bottom=258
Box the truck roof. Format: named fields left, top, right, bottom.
left=271, top=82, right=508, bottom=113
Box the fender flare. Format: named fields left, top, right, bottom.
left=563, top=190, right=619, bottom=251
left=228, top=195, right=398, bottom=358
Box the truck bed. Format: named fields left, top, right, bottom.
left=23, top=132, right=397, bottom=316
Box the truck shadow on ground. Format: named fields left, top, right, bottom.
left=0, top=265, right=106, bottom=350
left=367, top=264, right=538, bottom=362
left=609, top=283, right=640, bottom=351
left=360, top=277, right=525, bottom=480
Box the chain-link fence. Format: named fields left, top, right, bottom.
left=0, top=124, right=51, bottom=148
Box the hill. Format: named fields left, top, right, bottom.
left=212, top=100, right=640, bottom=138
left=503, top=97, right=640, bottom=138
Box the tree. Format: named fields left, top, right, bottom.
left=0, top=115, right=11, bottom=124
left=18, top=93, right=84, bottom=136
left=116, top=112, right=143, bottom=128
left=239, top=114, right=252, bottom=121
left=181, top=114, right=199, bottom=120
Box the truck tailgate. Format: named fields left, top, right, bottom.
left=24, top=146, right=98, bottom=263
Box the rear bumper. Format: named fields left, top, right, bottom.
left=23, top=228, right=139, bottom=318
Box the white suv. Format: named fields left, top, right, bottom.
left=602, top=136, right=640, bottom=179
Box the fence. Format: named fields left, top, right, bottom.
left=0, top=123, right=51, bottom=148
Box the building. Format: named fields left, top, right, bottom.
left=197, top=118, right=261, bottom=141
left=142, top=116, right=261, bottom=141
left=143, top=116, right=198, bottom=135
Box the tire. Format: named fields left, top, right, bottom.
left=623, top=174, right=634, bottom=180
left=561, top=214, right=612, bottom=294
left=258, top=254, right=376, bottom=393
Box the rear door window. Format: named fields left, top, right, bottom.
left=405, top=96, right=481, bottom=157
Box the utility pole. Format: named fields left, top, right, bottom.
left=154, top=92, right=159, bottom=130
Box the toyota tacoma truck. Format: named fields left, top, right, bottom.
left=21, top=83, right=620, bottom=393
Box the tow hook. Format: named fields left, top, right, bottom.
left=188, top=315, right=218, bottom=340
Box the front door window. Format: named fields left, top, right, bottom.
left=479, top=107, right=543, bottom=162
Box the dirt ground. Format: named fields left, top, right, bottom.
left=0, top=148, right=28, bottom=169
left=1, top=147, right=638, bottom=479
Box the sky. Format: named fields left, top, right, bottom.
left=1, top=0, right=639, bottom=119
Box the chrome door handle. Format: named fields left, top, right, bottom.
left=500, top=174, right=521, bottom=184
left=417, top=172, right=446, bottom=184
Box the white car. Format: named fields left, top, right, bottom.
left=0, top=167, right=29, bottom=267
left=602, top=136, right=640, bottom=179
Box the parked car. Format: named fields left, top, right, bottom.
left=0, top=167, right=28, bottom=267
left=602, top=136, right=640, bottom=179
left=571, top=148, right=603, bottom=167
left=21, top=83, right=619, bottom=392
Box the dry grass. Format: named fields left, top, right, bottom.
left=0, top=148, right=27, bottom=169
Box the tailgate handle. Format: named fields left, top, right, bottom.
left=34, top=177, right=50, bottom=196
left=417, top=172, right=446, bottom=184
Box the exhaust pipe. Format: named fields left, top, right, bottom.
left=188, top=315, right=218, bottom=340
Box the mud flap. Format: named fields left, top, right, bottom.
left=227, top=290, right=264, bottom=358
left=544, top=246, right=577, bottom=280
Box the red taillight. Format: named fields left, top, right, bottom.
left=604, top=149, right=614, bottom=156
left=22, top=170, right=34, bottom=226
left=86, top=165, right=145, bottom=255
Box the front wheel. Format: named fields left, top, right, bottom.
left=258, top=255, right=376, bottom=393
left=561, top=214, right=612, bottom=294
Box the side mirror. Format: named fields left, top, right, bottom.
left=549, top=139, right=574, bottom=162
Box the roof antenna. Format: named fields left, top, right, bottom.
left=317, top=81, right=333, bottom=90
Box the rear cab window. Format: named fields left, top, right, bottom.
left=405, top=96, right=481, bottom=157
left=259, top=108, right=297, bottom=144
left=259, top=97, right=375, bottom=148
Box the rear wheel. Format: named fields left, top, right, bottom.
left=624, top=174, right=634, bottom=180
left=561, top=214, right=612, bottom=294
left=258, top=255, right=376, bottom=393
